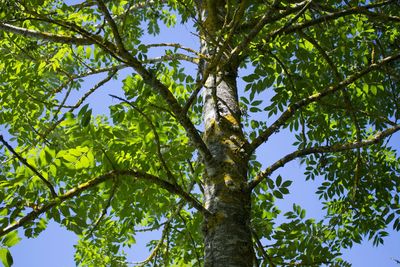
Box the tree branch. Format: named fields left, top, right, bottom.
left=274, top=2, right=400, bottom=38
left=145, top=43, right=202, bottom=57
left=144, top=54, right=199, bottom=64
left=78, top=2, right=213, bottom=163
left=248, top=124, right=400, bottom=190
left=54, top=64, right=126, bottom=95
left=0, top=169, right=210, bottom=238
left=178, top=211, right=202, bottom=267
left=248, top=52, right=400, bottom=154
left=116, top=52, right=213, bottom=163
left=0, top=22, right=93, bottom=45
left=65, top=69, right=117, bottom=109
left=251, top=228, right=276, bottom=267
left=44, top=0, right=213, bottom=163
left=95, top=0, right=126, bottom=52
left=83, top=3, right=211, bottom=163
left=229, top=0, right=300, bottom=60
left=132, top=222, right=170, bottom=266
left=110, top=94, right=177, bottom=183
left=132, top=190, right=191, bottom=266
left=2, top=10, right=123, bottom=61
left=86, top=177, right=118, bottom=237
left=299, top=30, right=364, bottom=200
left=318, top=101, right=398, bottom=127
left=0, top=135, right=58, bottom=198
left=0, top=171, right=118, bottom=237
left=23, top=69, right=118, bottom=149
left=251, top=1, right=399, bottom=56
left=5, top=69, right=119, bottom=169
left=92, top=0, right=163, bottom=28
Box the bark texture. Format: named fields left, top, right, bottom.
left=202, top=71, right=254, bottom=267
left=199, top=1, right=255, bottom=265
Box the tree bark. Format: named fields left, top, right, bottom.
left=199, top=2, right=254, bottom=265
left=202, top=67, right=254, bottom=267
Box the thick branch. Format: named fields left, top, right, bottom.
left=0, top=22, right=93, bottom=45
left=88, top=3, right=213, bottom=162
left=117, top=52, right=213, bottom=162
left=3, top=8, right=212, bottom=162
left=248, top=52, right=400, bottom=154
left=145, top=43, right=202, bottom=57
left=0, top=169, right=210, bottom=237
left=145, top=54, right=199, bottom=64
left=0, top=135, right=57, bottom=198
left=0, top=171, right=116, bottom=237
left=276, top=2, right=400, bottom=38
left=95, top=0, right=126, bottom=52
left=248, top=124, right=400, bottom=190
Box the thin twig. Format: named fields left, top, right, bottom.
left=0, top=135, right=57, bottom=198
left=110, top=94, right=177, bottom=183
left=86, top=177, right=118, bottom=237
left=251, top=228, right=276, bottom=267
left=299, top=30, right=363, bottom=199
left=178, top=212, right=202, bottom=267
left=132, top=180, right=197, bottom=266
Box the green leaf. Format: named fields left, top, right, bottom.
left=273, top=190, right=283, bottom=199
left=242, top=74, right=258, bottom=83
left=61, top=153, right=76, bottom=162
left=251, top=100, right=262, bottom=106
left=276, top=175, right=282, bottom=187
left=280, top=187, right=290, bottom=195
left=370, top=84, right=377, bottom=95
left=386, top=213, right=395, bottom=224
left=249, top=107, right=261, bottom=113
left=363, top=84, right=369, bottom=93
left=80, top=108, right=92, bottom=127
left=300, top=209, right=306, bottom=219
left=267, top=178, right=275, bottom=189
left=281, top=180, right=292, bottom=188
left=250, top=120, right=259, bottom=129
left=0, top=248, right=13, bottom=267
left=2, top=232, right=20, bottom=247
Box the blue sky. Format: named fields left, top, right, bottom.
left=5, top=1, right=400, bottom=266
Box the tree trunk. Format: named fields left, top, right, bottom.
left=202, top=67, right=254, bottom=266
left=199, top=2, right=254, bottom=264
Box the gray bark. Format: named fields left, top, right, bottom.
left=200, top=24, right=254, bottom=267
left=202, top=67, right=254, bottom=267
left=198, top=2, right=255, bottom=265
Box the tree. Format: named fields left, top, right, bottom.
left=0, top=0, right=399, bottom=266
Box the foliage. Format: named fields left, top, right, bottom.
left=0, top=0, right=400, bottom=266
